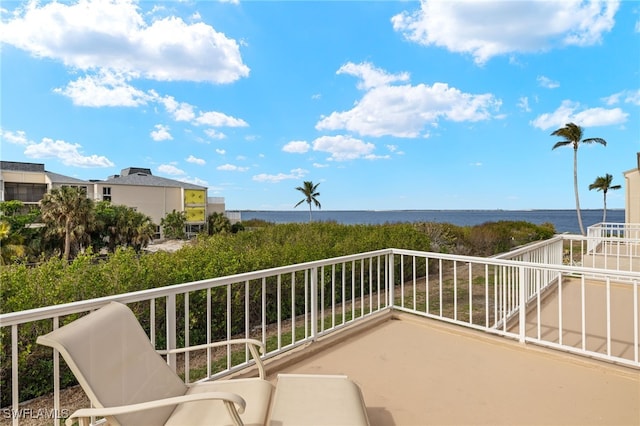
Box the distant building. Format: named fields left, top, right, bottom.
left=0, top=161, right=90, bottom=204
left=0, top=161, right=227, bottom=238
left=623, top=153, right=640, bottom=224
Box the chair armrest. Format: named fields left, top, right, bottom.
left=159, top=338, right=266, bottom=379
left=65, top=391, right=246, bottom=426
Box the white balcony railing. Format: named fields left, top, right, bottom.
left=587, top=222, right=640, bottom=262
left=1, top=239, right=639, bottom=425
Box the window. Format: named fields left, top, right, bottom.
left=62, top=185, right=88, bottom=194
left=103, top=187, right=112, bottom=202
left=4, top=183, right=47, bottom=203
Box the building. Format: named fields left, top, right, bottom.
left=94, top=167, right=211, bottom=237
left=623, top=152, right=640, bottom=224
left=0, top=161, right=226, bottom=238
left=0, top=161, right=91, bottom=204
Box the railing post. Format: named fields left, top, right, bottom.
left=166, top=294, right=177, bottom=371
left=518, top=266, right=526, bottom=343
left=310, top=267, right=318, bottom=341
left=388, top=253, right=395, bottom=307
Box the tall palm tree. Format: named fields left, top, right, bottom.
left=588, top=173, right=621, bottom=223
left=294, top=181, right=321, bottom=222
left=551, top=122, right=607, bottom=235
left=40, top=186, right=94, bottom=260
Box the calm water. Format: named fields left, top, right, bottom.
left=239, top=209, right=625, bottom=234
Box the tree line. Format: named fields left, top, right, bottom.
left=0, top=187, right=240, bottom=265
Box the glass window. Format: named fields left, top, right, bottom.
left=4, top=183, right=47, bottom=203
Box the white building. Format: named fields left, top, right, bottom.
left=0, top=161, right=226, bottom=238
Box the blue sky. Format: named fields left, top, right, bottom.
left=1, top=0, right=638, bottom=211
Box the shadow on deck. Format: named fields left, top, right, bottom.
left=510, top=277, right=640, bottom=362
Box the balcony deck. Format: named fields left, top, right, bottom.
left=264, top=311, right=639, bottom=426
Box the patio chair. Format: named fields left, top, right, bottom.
left=37, top=302, right=273, bottom=426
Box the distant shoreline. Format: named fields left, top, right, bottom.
left=234, top=209, right=625, bottom=235
left=235, top=208, right=624, bottom=213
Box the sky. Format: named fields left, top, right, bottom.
left=1, top=0, right=639, bottom=211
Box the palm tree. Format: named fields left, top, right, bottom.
left=294, top=181, right=321, bottom=222
left=207, top=212, right=231, bottom=235
left=130, top=213, right=155, bottom=251
left=160, top=210, right=187, bottom=239
left=589, top=173, right=621, bottom=223
left=551, top=122, right=607, bottom=235
left=40, top=186, right=95, bottom=260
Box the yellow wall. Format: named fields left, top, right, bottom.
left=184, top=189, right=206, bottom=222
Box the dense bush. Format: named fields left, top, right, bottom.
left=0, top=220, right=554, bottom=406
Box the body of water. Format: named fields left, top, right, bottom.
left=238, top=209, right=625, bottom=235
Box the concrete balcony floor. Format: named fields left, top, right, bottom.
left=266, top=312, right=639, bottom=426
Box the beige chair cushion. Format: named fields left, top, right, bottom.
left=268, top=374, right=370, bottom=426
left=166, top=378, right=274, bottom=426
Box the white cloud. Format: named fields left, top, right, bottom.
left=54, top=70, right=152, bottom=107
left=157, top=164, right=185, bottom=175
left=392, top=0, right=619, bottom=65
left=252, top=168, right=307, bottom=183
left=52, top=73, right=250, bottom=137
left=217, top=164, right=249, bottom=172
left=531, top=100, right=628, bottom=130
left=196, top=111, right=248, bottom=127
left=602, top=89, right=640, bottom=106
left=1, top=0, right=249, bottom=83
left=24, top=137, right=114, bottom=168
left=312, top=135, right=376, bottom=161
left=215, top=148, right=226, bottom=155
left=178, top=176, right=208, bottom=186
left=186, top=155, right=205, bottom=165
left=386, top=144, right=404, bottom=155
left=517, top=97, right=531, bottom=112
left=283, top=140, right=310, bottom=153
left=205, top=129, right=227, bottom=140
left=150, top=124, right=173, bottom=141
left=337, top=62, right=410, bottom=90
left=1, top=129, right=30, bottom=145
left=537, top=76, right=560, bottom=89
left=160, top=96, right=196, bottom=121
left=317, top=75, right=500, bottom=138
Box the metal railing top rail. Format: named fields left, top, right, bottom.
left=491, top=235, right=564, bottom=259
left=390, top=247, right=640, bottom=281
left=589, top=222, right=640, bottom=229
left=0, top=249, right=393, bottom=326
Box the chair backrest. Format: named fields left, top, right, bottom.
left=37, top=302, right=187, bottom=425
